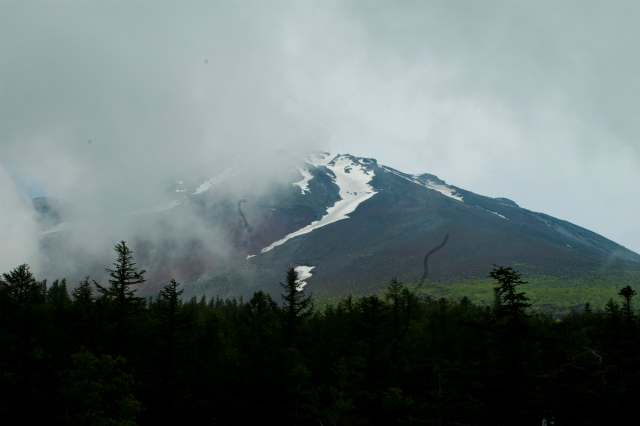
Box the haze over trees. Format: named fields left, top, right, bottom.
left=0, top=242, right=638, bottom=425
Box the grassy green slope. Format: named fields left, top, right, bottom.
left=405, top=267, right=640, bottom=316
left=312, top=267, right=640, bottom=317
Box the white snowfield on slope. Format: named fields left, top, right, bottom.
left=292, top=167, right=313, bottom=194
left=260, top=154, right=377, bottom=254
left=294, top=265, right=315, bottom=290
left=380, top=165, right=464, bottom=202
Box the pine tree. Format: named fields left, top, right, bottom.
left=246, top=290, right=277, bottom=346
left=72, top=277, right=96, bottom=349
left=385, top=278, right=404, bottom=335
left=95, top=241, right=146, bottom=354
left=489, top=265, right=530, bottom=325
left=488, top=265, right=532, bottom=420
left=278, top=268, right=314, bottom=348
left=96, top=241, right=146, bottom=304
left=0, top=264, right=48, bottom=423
left=617, top=285, right=636, bottom=323
left=47, top=278, right=71, bottom=311
left=0, top=264, right=46, bottom=315
left=603, top=298, right=620, bottom=320
left=153, top=279, right=186, bottom=370
left=357, top=294, right=387, bottom=389
left=72, top=276, right=95, bottom=306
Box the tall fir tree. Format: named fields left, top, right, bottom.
left=489, top=265, right=531, bottom=325
left=95, top=241, right=146, bottom=354
left=0, top=264, right=46, bottom=315
left=152, top=279, right=187, bottom=371
left=278, top=268, right=314, bottom=348
left=617, top=285, right=636, bottom=323
left=96, top=241, right=146, bottom=304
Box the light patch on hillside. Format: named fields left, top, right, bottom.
left=292, top=167, right=313, bottom=194
left=260, top=155, right=377, bottom=254
left=193, top=167, right=244, bottom=195
left=175, top=181, right=186, bottom=193
left=477, top=206, right=508, bottom=220
left=380, top=166, right=463, bottom=201
left=421, top=179, right=464, bottom=202
left=305, top=152, right=334, bottom=167
left=40, top=222, right=72, bottom=235
left=294, top=265, right=315, bottom=290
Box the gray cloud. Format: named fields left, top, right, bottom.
left=1, top=1, right=638, bottom=277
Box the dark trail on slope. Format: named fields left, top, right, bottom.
left=237, top=200, right=250, bottom=230
left=421, top=233, right=449, bottom=280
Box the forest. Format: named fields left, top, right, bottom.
left=1, top=241, right=638, bottom=426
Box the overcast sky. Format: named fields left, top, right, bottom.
left=1, top=0, right=639, bottom=274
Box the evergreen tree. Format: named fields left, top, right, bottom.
left=96, top=241, right=146, bottom=304
left=488, top=265, right=533, bottom=422
left=45, top=278, right=73, bottom=354
left=245, top=290, right=278, bottom=347
left=71, top=277, right=96, bottom=349
left=144, top=279, right=190, bottom=423
left=0, top=264, right=49, bottom=424
left=384, top=278, right=415, bottom=370
left=385, top=277, right=404, bottom=335
left=356, top=294, right=388, bottom=390
left=278, top=268, right=314, bottom=348
left=489, top=265, right=531, bottom=325
left=152, top=279, right=186, bottom=370
left=60, top=349, right=141, bottom=425
left=0, top=264, right=46, bottom=314
left=603, top=298, right=620, bottom=320
left=72, top=276, right=95, bottom=306
left=617, top=285, right=636, bottom=322
left=95, top=241, right=146, bottom=354
left=47, top=279, right=71, bottom=311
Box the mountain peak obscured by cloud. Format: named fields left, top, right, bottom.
left=1, top=0, right=638, bottom=275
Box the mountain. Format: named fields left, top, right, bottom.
left=34, top=151, right=640, bottom=300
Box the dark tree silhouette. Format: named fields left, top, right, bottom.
left=0, top=264, right=45, bottom=314
left=278, top=268, right=313, bottom=347
left=489, top=265, right=530, bottom=324
left=95, top=241, right=146, bottom=354
left=617, top=285, right=636, bottom=322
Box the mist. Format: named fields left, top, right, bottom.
left=1, top=1, right=638, bottom=282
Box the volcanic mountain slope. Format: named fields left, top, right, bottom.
left=35, top=152, right=640, bottom=299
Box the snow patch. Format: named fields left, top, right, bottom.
left=423, top=180, right=464, bottom=202
left=292, top=167, right=313, bottom=194
left=260, top=155, right=377, bottom=254
left=305, top=152, right=334, bottom=167
left=475, top=206, right=507, bottom=220
left=193, top=167, right=244, bottom=195
left=40, top=222, right=71, bottom=235
left=294, top=266, right=315, bottom=290
left=381, top=166, right=463, bottom=201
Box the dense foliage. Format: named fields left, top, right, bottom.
left=1, top=243, right=638, bottom=425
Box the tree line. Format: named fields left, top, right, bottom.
left=1, top=241, right=638, bottom=425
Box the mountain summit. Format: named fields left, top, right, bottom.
left=35, top=152, right=640, bottom=298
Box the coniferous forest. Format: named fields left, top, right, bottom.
left=1, top=241, right=638, bottom=426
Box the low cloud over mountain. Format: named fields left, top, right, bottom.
left=32, top=151, right=640, bottom=299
